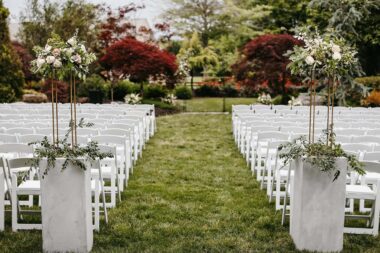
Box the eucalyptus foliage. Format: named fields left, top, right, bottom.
left=278, top=133, right=365, bottom=181
left=29, top=118, right=113, bottom=178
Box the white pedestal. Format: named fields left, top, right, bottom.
left=290, top=158, right=347, bottom=252
left=40, top=159, right=93, bottom=253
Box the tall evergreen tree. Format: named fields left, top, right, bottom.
left=0, top=0, right=24, bottom=99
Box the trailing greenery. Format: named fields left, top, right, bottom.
left=278, top=133, right=365, bottom=181
left=29, top=118, right=113, bottom=177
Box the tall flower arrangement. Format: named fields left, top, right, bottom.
left=31, top=31, right=96, bottom=147
left=287, top=27, right=363, bottom=145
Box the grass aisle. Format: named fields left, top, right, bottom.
left=1, top=114, right=379, bottom=252
left=94, top=114, right=293, bottom=252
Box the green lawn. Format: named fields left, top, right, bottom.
left=1, top=114, right=379, bottom=252
left=178, top=97, right=257, bottom=112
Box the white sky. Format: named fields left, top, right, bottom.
left=3, top=0, right=169, bottom=25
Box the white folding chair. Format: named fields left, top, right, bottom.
left=7, top=158, right=41, bottom=231
left=0, top=134, right=18, bottom=144
left=345, top=162, right=380, bottom=236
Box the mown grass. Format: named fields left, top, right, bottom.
left=178, top=97, right=256, bottom=112
left=0, top=114, right=379, bottom=252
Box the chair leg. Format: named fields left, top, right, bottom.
left=0, top=174, right=4, bottom=231
left=11, top=174, right=17, bottom=232
left=372, top=181, right=380, bottom=236
left=94, top=179, right=100, bottom=231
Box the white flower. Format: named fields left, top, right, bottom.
left=67, top=37, right=77, bottom=46
left=52, top=48, right=61, bottom=57
left=44, top=44, right=52, bottom=52
left=80, top=44, right=87, bottom=53
left=46, top=56, right=56, bottom=64
left=71, top=54, right=82, bottom=64
left=53, top=59, right=62, bottom=68
left=331, top=44, right=341, bottom=53
left=332, top=52, right=342, bottom=61
left=305, top=55, right=315, bottom=65
left=36, top=58, right=46, bottom=68
left=65, top=48, right=74, bottom=56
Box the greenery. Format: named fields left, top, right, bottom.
left=180, top=97, right=257, bottom=112
left=29, top=118, right=113, bottom=177
left=18, top=0, right=100, bottom=53
left=142, top=98, right=178, bottom=111
left=1, top=115, right=379, bottom=252
left=278, top=134, right=365, bottom=181
left=194, top=85, right=220, bottom=97
left=0, top=0, right=25, bottom=98
left=113, top=80, right=140, bottom=101
left=79, top=75, right=109, bottom=104
left=174, top=86, right=192, bottom=100
left=0, top=83, right=16, bottom=103
left=356, top=76, right=380, bottom=90
left=143, top=85, right=168, bottom=100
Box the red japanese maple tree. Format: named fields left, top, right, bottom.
left=100, top=37, right=178, bottom=89
left=233, top=34, right=303, bottom=97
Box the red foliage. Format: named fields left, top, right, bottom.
left=97, top=4, right=149, bottom=50
left=12, top=41, right=36, bottom=81
left=41, top=79, right=69, bottom=103
left=100, top=37, right=178, bottom=85
left=232, top=34, right=303, bottom=95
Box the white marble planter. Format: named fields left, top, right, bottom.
left=40, top=159, right=93, bottom=253
left=290, top=158, right=347, bottom=252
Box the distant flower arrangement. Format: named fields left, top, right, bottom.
left=31, top=32, right=96, bottom=80
left=162, top=93, right=177, bottom=105
left=258, top=93, right=272, bottom=105
left=124, top=93, right=142, bottom=104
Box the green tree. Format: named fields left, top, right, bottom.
left=178, top=32, right=219, bottom=90
left=19, top=0, right=100, bottom=53
left=0, top=0, right=24, bottom=99
left=165, top=0, right=224, bottom=47
left=308, top=0, right=380, bottom=75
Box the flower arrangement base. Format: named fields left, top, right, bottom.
left=40, top=159, right=93, bottom=253
left=290, top=158, right=347, bottom=252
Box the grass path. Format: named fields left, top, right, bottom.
left=1, top=114, right=379, bottom=252
left=94, top=114, right=294, bottom=252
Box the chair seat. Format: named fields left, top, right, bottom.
left=364, top=172, right=380, bottom=184
left=346, top=185, right=376, bottom=200
left=17, top=180, right=40, bottom=193
left=91, top=167, right=114, bottom=177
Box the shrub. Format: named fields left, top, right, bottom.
left=24, top=81, right=43, bottom=91
left=0, top=83, right=16, bottom=103
left=113, top=80, right=140, bottom=101
left=221, top=85, right=239, bottom=97
left=233, top=34, right=303, bottom=96
left=79, top=75, right=109, bottom=104
left=143, top=99, right=177, bottom=110
left=194, top=85, right=220, bottom=97
left=355, top=76, right=380, bottom=89
left=175, top=86, right=192, bottom=99
left=100, top=37, right=178, bottom=86
left=41, top=79, right=69, bottom=103
left=362, top=90, right=380, bottom=107
left=143, top=85, right=167, bottom=100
